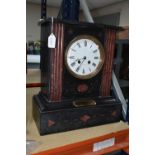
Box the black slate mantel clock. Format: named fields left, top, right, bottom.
left=33, top=18, right=123, bottom=135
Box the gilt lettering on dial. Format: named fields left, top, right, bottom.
left=65, top=35, right=105, bottom=79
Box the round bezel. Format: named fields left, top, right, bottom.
left=65, top=35, right=105, bottom=80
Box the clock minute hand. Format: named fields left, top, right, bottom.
left=76, top=57, right=86, bottom=72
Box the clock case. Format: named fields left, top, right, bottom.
left=33, top=18, right=123, bottom=135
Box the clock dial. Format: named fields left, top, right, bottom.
left=65, top=35, right=105, bottom=79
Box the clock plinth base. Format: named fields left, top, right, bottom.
left=33, top=94, right=122, bottom=135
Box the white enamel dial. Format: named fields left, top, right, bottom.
left=65, top=35, right=105, bottom=79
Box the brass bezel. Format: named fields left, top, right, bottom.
left=65, top=35, right=105, bottom=80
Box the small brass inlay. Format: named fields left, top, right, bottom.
left=73, top=99, right=96, bottom=107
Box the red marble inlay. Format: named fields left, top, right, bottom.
left=80, top=115, right=90, bottom=123
left=112, top=111, right=117, bottom=116
left=100, top=29, right=116, bottom=96
left=77, top=84, right=88, bottom=93
left=50, top=23, right=64, bottom=102
left=48, top=120, right=55, bottom=127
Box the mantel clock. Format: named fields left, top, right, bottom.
left=33, top=18, right=122, bottom=135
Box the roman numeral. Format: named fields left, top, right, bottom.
left=71, top=62, right=76, bottom=67
left=69, top=56, right=75, bottom=59
left=90, top=44, right=92, bottom=48
left=76, top=66, right=80, bottom=72
left=82, top=68, right=85, bottom=74
left=84, top=40, right=87, bottom=47
left=77, top=43, right=81, bottom=48
left=93, top=49, right=98, bottom=53
left=89, top=68, right=91, bottom=72
left=94, top=56, right=99, bottom=59
left=92, top=63, right=96, bottom=67
left=71, top=49, right=76, bottom=52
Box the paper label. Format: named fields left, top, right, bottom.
left=93, top=137, right=115, bottom=152
left=48, top=33, right=56, bottom=48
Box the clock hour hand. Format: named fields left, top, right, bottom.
left=71, top=58, right=82, bottom=67
left=74, top=57, right=82, bottom=62
left=72, top=56, right=85, bottom=63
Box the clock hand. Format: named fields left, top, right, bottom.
left=76, top=57, right=86, bottom=72
left=79, top=56, right=87, bottom=67
left=72, top=56, right=85, bottom=63
left=72, top=58, right=81, bottom=64
left=74, top=58, right=79, bottom=62
left=80, top=58, right=85, bottom=66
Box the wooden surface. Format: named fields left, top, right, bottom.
left=26, top=69, right=129, bottom=155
